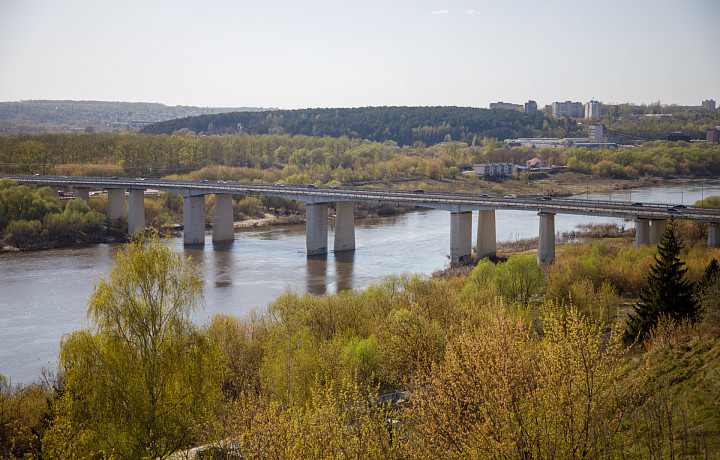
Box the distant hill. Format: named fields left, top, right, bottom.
left=0, top=100, right=272, bottom=134
left=141, top=106, right=551, bottom=146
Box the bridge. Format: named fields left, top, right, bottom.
left=5, top=174, right=720, bottom=264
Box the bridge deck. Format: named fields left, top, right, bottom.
left=5, top=175, right=719, bottom=223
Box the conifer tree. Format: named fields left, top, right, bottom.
left=623, top=217, right=698, bottom=344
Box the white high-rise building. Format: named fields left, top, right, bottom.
left=552, top=101, right=583, bottom=118
left=585, top=100, right=601, bottom=119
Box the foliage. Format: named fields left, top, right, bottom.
left=43, top=234, right=223, bottom=458
left=43, top=198, right=105, bottom=244
left=0, top=180, right=109, bottom=249
left=494, top=253, right=544, bottom=305
left=461, top=254, right=543, bottom=306
left=625, top=218, right=699, bottom=345
left=405, top=301, right=639, bottom=458
left=0, top=178, right=60, bottom=231
left=225, top=379, right=404, bottom=458
left=0, top=375, right=53, bottom=458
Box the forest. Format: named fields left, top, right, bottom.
left=140, top=105, right=720, bottom=144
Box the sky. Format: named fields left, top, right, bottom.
left=1, top=0, right=718, bottom=110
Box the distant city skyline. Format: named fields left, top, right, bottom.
left=1, top=0, right=718, bottom=110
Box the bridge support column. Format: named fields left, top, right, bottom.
left=450, top=211, right=473, bottom=265
left=476, top=210, right=497, bottom=260
left=106, top=189, right=126, bottom=220
left=650, top=219, right=667, bottom=245
left=635, top=219, right=650, bottom=247
left=183, top=195, right=205, bottom=245
left=334, top=201, right=355, bottom=252
left=306, top=203, right=328, bottom=256
left=128, top=189, right=145, bottom=235
left=212, top=194, right=234, bottom=242
left=75, top=187, right=90, bottom=203
left=709, top=223, right=720, bottom=248
left=538, top=212, right=555, bottom=264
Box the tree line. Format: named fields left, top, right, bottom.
left=2, top=132, right=720, bottom=184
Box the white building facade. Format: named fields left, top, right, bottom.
left=585, top=100, right=601, bottom=119
left=552, top=101, right=583, bottom=118
left=473, top=162, right=515, bottom=176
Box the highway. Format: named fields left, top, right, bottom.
left=4, top=174, right=720, bottom=223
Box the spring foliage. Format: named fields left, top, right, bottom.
left=43, top=235, right=223, bottom=459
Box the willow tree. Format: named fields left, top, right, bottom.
left=44, top=235, right=223, bottom=459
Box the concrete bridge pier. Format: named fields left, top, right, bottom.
left=650, top=219, right=667, bottom=244
left=537, top=212, right=556, bottom=264
left=128, top=189, right=145, bottom=234
left=450, top=211, right=473, bottom=264
left=334, top=201, right=355, bottom=252
left=709, top=223, right=720, bottom=248
left=635, top=219, right=650, bottom=247
left=106, top=189, right=126, bottom=220
left=306, top=203, right=329, bottom=255
left=212, top=194, right=234, bottom=242
left=476, top=209, right=497, bottom=260
left=183, top=195, right=206, bottom=245
left=75, top=187, right=90, bottom=203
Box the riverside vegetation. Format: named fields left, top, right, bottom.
left=2, top=219, right=720, bottom=458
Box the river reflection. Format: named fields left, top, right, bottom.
left=6, top=180, right=720, bottom=384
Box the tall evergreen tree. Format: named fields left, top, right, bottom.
left=623, top=217, right=698, bottom=344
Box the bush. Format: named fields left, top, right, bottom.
left=3, top=219, right=42, bottom=249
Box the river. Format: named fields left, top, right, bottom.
left=2, top=180, right=719, bottom=384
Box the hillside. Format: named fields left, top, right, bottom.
left=0, top=100, right=272, bottom=134
left=140, top=106, right=556, bottom=146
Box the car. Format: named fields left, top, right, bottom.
left=481, top=194, right=492, bottom=198
left=504, top=194, right=517, bottom=199
left=217, top=180, right=227, bottom=184
left=631, top=202, right=642, bottom=206
left=33, top=173, right=41, bottom=177
left=274, top=182, right=285, bottom=187
left=329, top=184, right=339, bottom=189
left=59, top=175, right=68, bottom=179
left=667, top=207, right=682, bottom=214
left=412, top=189, right=424, bottom=194
left=307, top=184, right=318, bottom=188
left=541, top=196, right=551, bottom=201
left=199, top=179, right=209, bottom=183
left=110, top=176, right=119, bottom=180
left=676, top=204, right=687, bottom=209
left=135, top=177, right=148, bottom=181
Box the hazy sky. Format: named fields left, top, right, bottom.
left=1, top=0, right=718, bottom=109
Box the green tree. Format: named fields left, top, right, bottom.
left=44, top=234, right=223, bottom=458
left=494, top=253, right=545, bottom=305
left=624, top=217, right=698, bottom=344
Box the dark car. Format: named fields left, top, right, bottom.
left=199, top=179, right=209, bottom=183
left=110, top=176, right=119, bottom=180
left=676, top=204, right=687, bottom=209
left=631, top=202, right=643, bottom=206
left=667, top=207, right=682, bottom=214
left=481, top=194, right=492, bottom=198
left=307, top=184, right=318, bottom=188
left=412, top=189, right=424, bottom=194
